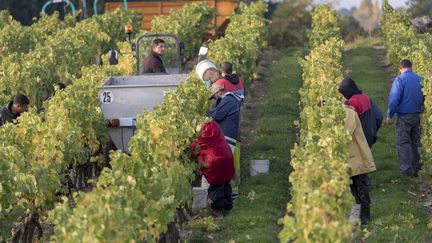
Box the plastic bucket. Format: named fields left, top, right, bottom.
left=192, top=187, right=208, bottom=209
left=195, top=60, right=219, bottom=82
left=250, top=160, right=269, bottom=176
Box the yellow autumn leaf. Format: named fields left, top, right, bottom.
left=17, top=127, right=27, bottom=137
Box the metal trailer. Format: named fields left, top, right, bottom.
left=99, top=74, right=188, bottom=153
left=99, top=33, right=188, bottom=153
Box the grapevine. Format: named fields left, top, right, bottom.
left=279, top=5, right=353, bottom=242
left=207, top=0, right=268, bottom=83
left=381, top=0, right=432, bottom=178
left=49, top=2, right=267, bottom=241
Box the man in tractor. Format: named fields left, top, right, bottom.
left=0, top=94, right=30, bottom=126
left=142, top=38, right=166, bottom=74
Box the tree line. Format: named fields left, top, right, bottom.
left=269, top=0, right=432, bottom=48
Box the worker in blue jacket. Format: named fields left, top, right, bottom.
left=384, top=59, right=424, bottom=177
left=208, top=85, right=241, bottom=153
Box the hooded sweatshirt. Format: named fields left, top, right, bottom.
left=214, top=74, right=245, bottom=96
left=339, top=77, right=383, bottom=147
left=191, top=120, right=235, bottom=184
left=344, top=106, right=376, bottom=177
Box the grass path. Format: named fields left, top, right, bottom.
left=215, top=48, right=303, bottom=242
left=345, top=44, right=430, bottom=242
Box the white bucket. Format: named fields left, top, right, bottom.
left=250, top=160, right=269, bottom=176
left=192, top=187, right=208, bottom=209
left=195, top=60, right=219, bottom=82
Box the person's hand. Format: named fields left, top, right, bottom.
left=384, top=117, right=393, bottom=126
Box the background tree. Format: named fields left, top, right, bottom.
left=269, top=0, right=313, bottom=48
left=338, top=8, right=366, bottom=42
left=353, top=0, right=380, bottom=35
left=0, top=0, right=97, bottom=25
left=372, top=0, right=380, bottom=24
left=408, top=0, right=432, bottom=18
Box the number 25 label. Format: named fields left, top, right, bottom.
left=101, top=91, right=113, bottom=104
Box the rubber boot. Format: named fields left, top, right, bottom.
left=360, top=204, right=371, bottom=225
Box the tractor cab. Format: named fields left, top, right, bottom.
left=99, top=28, right=188, bottom=153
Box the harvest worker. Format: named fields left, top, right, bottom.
left=108, top=49, right=119, bottom=65
left=339, top=76, right=383, bottom=147
left=384, top=59, right=424, bottom=177
left=191, top=120, right=235, bottom=216
left=339, top=77, right=382, bottom=225
left=142, top=38, right=166, bottom=74
left=0, top=94, right=30, bottom=126
left=344, top=105, right=376, bottom=226
left=208, top=85, right=241, bottom=153
left=212, top=62, right=244, bottom=192
left=214, top=62, right=245, bottom=96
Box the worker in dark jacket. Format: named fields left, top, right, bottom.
left=339, top=76, right=383, bottom=147
left=142, top=38, right=166, bottom=74
left=212, top=62, right=244, bottom=191
left=344, top=105, right=376, bottom=226
left=208, top=85, right=241, bottom=153
left=108, top=49, right=119, bottom=65
left=338, top=77, right=382, bottom=225
left=0, top=94, right=30, bottom=126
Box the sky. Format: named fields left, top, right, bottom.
left=317, top=0, right=408, bottom=9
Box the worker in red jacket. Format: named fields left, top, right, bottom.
left=191, top=120, right=235, bottom=216
left=213, top=61, right=245, bottom=96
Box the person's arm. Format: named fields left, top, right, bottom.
left=387, top=77, right=403, bottom=119
left=209, top=99, right=232, bottom=122
left=142, top=58, right=152, bottom=74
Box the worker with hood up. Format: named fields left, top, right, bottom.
left=338, top=76, right=382, bottom=226
left=339, top=76, right=383, bottom=147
